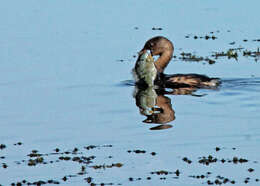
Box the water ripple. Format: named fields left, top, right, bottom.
left=222, top=77, right=260, bottom=90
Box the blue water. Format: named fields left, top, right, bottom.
left=0, top=0, right=260, bottom=185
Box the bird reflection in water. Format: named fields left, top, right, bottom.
left=133, top=85, right=200, bottom=130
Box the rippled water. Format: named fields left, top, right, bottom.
left=0, top=0, right=260, bottom=185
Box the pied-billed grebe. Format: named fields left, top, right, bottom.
left=137, top=36, right=221, bottom=88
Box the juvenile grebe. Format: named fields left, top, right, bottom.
left=138, top=36, right=221, bottom=88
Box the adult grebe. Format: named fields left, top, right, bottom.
left=138, top=36, right=221, bottom=88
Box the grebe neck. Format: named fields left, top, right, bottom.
left=155, top=50, right=173, bottom=73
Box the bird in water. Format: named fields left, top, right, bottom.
left=133, top=36, right=221, bottom=88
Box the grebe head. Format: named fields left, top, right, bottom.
left=141, top=36, right=174, bottom=57
left=139, top=36, right=174, bottom=73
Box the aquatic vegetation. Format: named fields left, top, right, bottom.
left=10, top=179, right=60, bottom=186
left=14, top=142, right=22, bottom=146
left=180, top=52, right=203, bottom=61
left=211, top=47, right=260, bottom=62
left=177, top=46, right=260, bottom=64
left=28, top=157, right=44, bottom=166
left=1, top=142, right=260, bottom=185
left=243, top=48, right=260, bottom=61
left=127, top=149, right=157, bottom=155
left=2, top=163, right=7, bottom=169
left=152, top=27, right=163, bottom=30
left=179, top=52, right=216, bottom=64
left=212, top=49, right=238, bottom=60
left=179, top=31, right=260, bottom=64
left=0, top=144, right=6, bottom=150
left=182, top=157, right=192, bottom=164
left=91, top=163, right=123, bottom=169
left=198, top=155, right=218, bottom=165
left=150, top=170, right=174, bottom=175
left=185, top=33, right=218, bottom=40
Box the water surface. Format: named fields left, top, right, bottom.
left=0, top=0, right=260, bottom=185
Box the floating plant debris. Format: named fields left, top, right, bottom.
left=175, top=169, right=180, bottom=176
left=2, top=163, right=8, bottom=168
left=180, top=52, right=208, bottom=62
left=152, top=27, right=163, bottom=30
left=212, top=49, right=238, bottom=60
left=28, top=151, right=43, bottom=158
left=128, top=177, right=133, bottom=181
left=244, top=177, right=250, bottom=183
left=127, top=149, right=158, bottom=156
left=91, top=163, right=123, bottom=169
left=84, top=145, right=112, bottom=150
left=198, top=155, right=218, bottom=165
left=11, top=179, right=60, bottom=186
left=127, top=149, right=146, bottom=153
left=189, top=174, right=208, bottom=179
left=150, top=170, right=173, bottom=175
left=128, top=177, right=142, bottom=182
left=243, top=48, right=260, bottom=59
left=28, top=157, right=44, bottom=166
left=178, top=35, right=260, bottom=63
left=182, top=157, right=192, bottom=164
left=85, top=145, right=97, bottom=150
left=1, top=143, right=260, bottom=185
left=197, top=155, right=250, bottom=165
left=232, top=157, right=248, bottom=163
left=178, top=51, right=216, bottom=64
left=58, top=156, right=71, bottom=161
left=84, top=177, right=92, bottom=183
left=54, top=148, right=60, bottom=152
left=14, top=142, right=22, bottom=146
left=0, top=144, right=6, bottom=150
left=203, top=175, right=236, bottom=185
left=185, top=33, right=217, bottom=40
left=134, top=149, right=146, bottom=153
